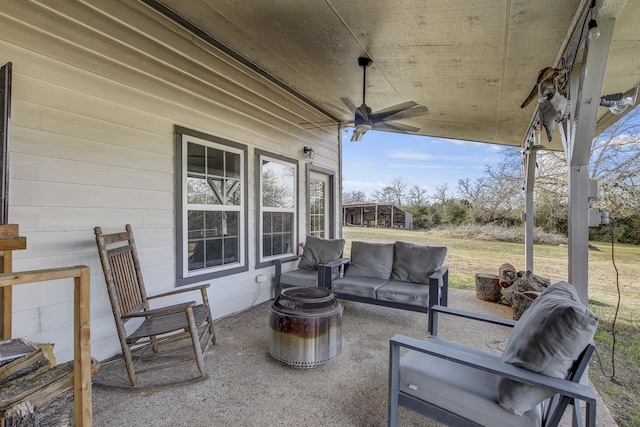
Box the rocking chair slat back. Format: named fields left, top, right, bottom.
left=109, top=248, right=144, bottom=317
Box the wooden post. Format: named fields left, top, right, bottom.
left=0, top=224, right=27, bottom=339
left=0, top=266, right=92, bottom=426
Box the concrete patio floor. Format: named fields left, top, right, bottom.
left=90, top=288, right=617, bottom=426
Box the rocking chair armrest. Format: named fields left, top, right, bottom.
left=147, top=283, right=211, bottom=300
left=389, top=334, right=597, bottom=404
left=122, top=301, right=197, bottom=319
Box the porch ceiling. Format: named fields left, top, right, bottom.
left=152, top=0, right=640, bottom=151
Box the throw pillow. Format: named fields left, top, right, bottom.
left=498, top=281, right=598, bottom=415
left=298, top=235, right=346, bottom=270
left=391, top=241, right=447, bottom=283
left=344, top=241, right=395, bottom=280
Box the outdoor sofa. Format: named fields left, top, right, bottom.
left=275, top=238, right=449, bottom=334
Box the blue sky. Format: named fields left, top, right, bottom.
left=341, top=129, right=507, bottom=198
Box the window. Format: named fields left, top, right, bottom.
left=257, top=150, right=298, bottom=265
left=309, top=177, right=327, bottom=238
left=175, top=127, right=248, bottom=285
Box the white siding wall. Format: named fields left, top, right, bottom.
left=0, top=1, right=341, bottom=362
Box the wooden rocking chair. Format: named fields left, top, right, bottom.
left=94, top=224, right=215, bottom=390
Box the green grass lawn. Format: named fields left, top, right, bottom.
left=342, top=226, right=640, bottom=426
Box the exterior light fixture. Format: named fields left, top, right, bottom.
left=303, top=146, right=315, bottom=159
left=600, top=85, right=639, bottom=115
left=587, top=19, right=600, bottom=40
left=587, top=0, right=600, bottom=40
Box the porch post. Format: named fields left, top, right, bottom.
left=523, top=137, right=538, bottom=272
left=567, top=17, right=615, bottom=303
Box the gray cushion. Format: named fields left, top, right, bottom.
left=331, top=277, right=388, bottom=299
left=344, top=241, right=394, bottom=280
left=376, top=280, right=432, bottom=307
left=298, top=236, right=346, bottom=270
left=391, top=241, right=447, bottom=283
left=400, top=337, right=542, bottom=427
left=279, top=269, right=319, bottom=287
left=498, top=281, right=599, bottom=415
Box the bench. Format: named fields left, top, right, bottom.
left=275, top=239, right=449, bottom=334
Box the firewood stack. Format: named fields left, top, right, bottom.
left=0, top=339, right=98, bottom=426
left=475, top=263, right=551, bottom=320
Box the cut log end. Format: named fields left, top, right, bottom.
left=498, top=263, right=517, bottom=287
left=475, top=273, right=501, bottom=302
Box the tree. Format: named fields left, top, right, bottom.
left=457, top=149, right=524, bottom=224
left=342, top=190, right=368, bottom=204
left=373, top=177, right=408, bottom=206
left=407, top=185, right=429, bottom=207
left=589, top=106, right=640, bottom=217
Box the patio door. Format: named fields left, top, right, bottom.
left=307, top=166, right=335, bottom=238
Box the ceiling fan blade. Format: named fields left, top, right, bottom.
left=341, top=97, right=357, bottom=113
left=328, top=102, right=355, bottom=117
left=371, top=121, right=421, bottom=134
left=372, top=101, right=419, bottom=116
left=351, top=129, right=365, bottom=142
left=383, top=105, right=429, bottom=121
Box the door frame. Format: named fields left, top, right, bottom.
left=306, top=164, right=336, bottom=239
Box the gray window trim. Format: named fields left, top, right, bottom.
left=174, top=125, right=249, bottom=286
left=255, top=149, right=299, bottom=269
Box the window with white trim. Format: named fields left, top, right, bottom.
left=175, top=127, right=247, bottom=285
left=258, top=152, right=297, bottom=263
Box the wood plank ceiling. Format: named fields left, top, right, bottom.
left=151, top=0, right=640, bottom=150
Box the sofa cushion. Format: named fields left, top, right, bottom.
left=298, top=236, right=346, bottom=270
left=498, top=281, right=598, bottom=415
left=344, top=241, right=394, bottom=280
left=279, top=269, right=319, bottom=288
left=331, top=277, right=388, bottom=299
left=400, top=337, right=542, bottom=427
left=391, top=241, right=447, bottom=283
left=376, top=280, right=432, bottom=307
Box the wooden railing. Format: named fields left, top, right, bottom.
left=0, top=266, right=92, bottom=426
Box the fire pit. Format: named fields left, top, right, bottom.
left=269, top=287, right=343, bottom=368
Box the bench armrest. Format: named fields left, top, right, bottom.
left=317, top=258, right=350, bottom=288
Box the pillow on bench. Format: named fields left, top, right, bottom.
left=344, top=241, right=395, bottom=280
left=498, top=281, right=598, bottom=415
left=391, top=241, right=447, bottom=284
left=298, top=235, right=346, bottom=270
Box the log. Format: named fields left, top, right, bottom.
left=475, top=273, right=501, bottom=302
left=0, top=350, right=48, bottom=385
left=0, top=362, right=74, bottom=411
left=511, top=291, right=538, bottom=320
left=0, top=401, right=37, bottom=427
left=526, top=271, right=551, bottom=290
left=501, top=270, right=551, bottom=306
left=24, top=359, right=99, bottom=410
left=498, top=263, right=517, bottom=287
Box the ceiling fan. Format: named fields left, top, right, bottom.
left=342, top=57, right=429, bottom=142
